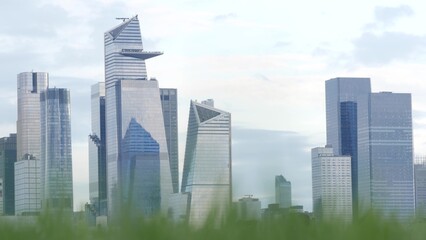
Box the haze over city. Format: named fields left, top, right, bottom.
left=2, top=0, right=426, bottom=212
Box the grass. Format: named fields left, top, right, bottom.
left=0, top=211, right=425, bottom=240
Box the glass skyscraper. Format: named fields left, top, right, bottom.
left=0, top=134, right=17, bottom=215
left=325, top=77, right=371, bottom=217
left=15, top=72, right=47, bottom=215
left=40, top=88, right=73, bottom=211
left=181, top=100, right=232, bottom=226
left=275, top=175, right=291, bottom=208
left=414, top=156, right=426, bottom=219
left=358, top=92, right=414, bottom=219
left=160, top=88, right=179, bottom=193
left=89, top=82, right=107, bottom=216
left=104, top=16, right=172, bottom=217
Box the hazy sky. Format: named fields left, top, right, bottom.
left=2, top=0, right=426, bottom=211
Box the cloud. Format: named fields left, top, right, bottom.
left=232, top=128, right=313, bottom=210
left=274, top=41, right=291, bottom=48
left=352, top=32, right=426, bottom=66
left=213, top=13, right=237, bottom=21
left=374, top=5, right=413, bottom=27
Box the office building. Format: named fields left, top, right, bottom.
left=181, top=100, right=232, bottom=226
left=0, top=134, right=17, bottom=215
left=415, top=156, right=426, bottom=219
left=89, top=82, right=107, bottom=216
left=104, top=16, right=172, bottom=217
left=358, top=92, right=414, bottom=219
left=325, top=77, right=371, bottom=216
left=15, top=72, right=48, bottom=215
left=275, top=175, right=291, bottom=208
left=235, top=196, right=261, bottom=221
left=40, top=88, right=73, bottom=211
left=311, top=145, right=352, bottom=222
left=160, top=88, right=179, bottom=193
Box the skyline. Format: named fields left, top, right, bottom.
left=3, top=1, right=426, bottom=211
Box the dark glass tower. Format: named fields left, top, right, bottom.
left=160, top=88, right=178, bottom=193
left=0, top=134, right=17, bottom=215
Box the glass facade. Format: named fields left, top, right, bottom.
left=311, top=146, right=353, bottom=222
left=414, top=156, right=426, bottom=219
left=160, top=88, right=179, bottom=193
left=89, top=83, right=107, bottom=216
left=15, top=160, right=41, bottom=215
left=325, top=77, right=370, bottom=217
left=15, top=72, right=48, bottom=215
left=40, top=88, right=73, bottom=211
left=275, top=175, right=291, bottom=208
left=181, top=100, right=231, bottom=226
left=358, top=92, right=414, bottom=219
left=105, top=16, right=171, bottom=218
left=0, top=134, right=17, bottom=215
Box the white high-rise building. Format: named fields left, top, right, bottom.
left=311, top=145, right=352, bottom=222
left=181, top=100, right=232, bottom=226
left=15, top=72, right=47, bottom=215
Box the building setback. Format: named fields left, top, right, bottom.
left=311, top=146, right=352, bottom=222
left=181, top=100, right=232, bottom=226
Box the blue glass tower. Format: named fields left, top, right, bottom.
left=358, top=92, right=414, bottom=219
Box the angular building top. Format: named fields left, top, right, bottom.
left=104, top=15, right=162, bottom=89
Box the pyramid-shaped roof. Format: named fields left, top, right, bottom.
left=195, top=105, right=221, bottom=123
left=107, top=15, right=138, bottom=40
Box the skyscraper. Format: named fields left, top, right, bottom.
left=15, top=72, right=47, bottom=215
left=414, top=156, right=426, bottom=219
left=181, top=100, right=232, bottom=226
left=0, top=134, right=17, bottom=215
left=40, top=88, right=73, bottom=211
left=160, top=88, right=179, bottom=193
left=275, top=175, right=291, bottom=208
left=325, top=77, right=371, bottom=217
left=311, top=145, right=352, bottom=222
left=104, top=16, right=172, bottom=217
left=89, top=82, right=107, bottom=216
left=358, top=92, right=414, bottom=219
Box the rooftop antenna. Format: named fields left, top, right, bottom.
left=116, top=17, right=130, bottom=22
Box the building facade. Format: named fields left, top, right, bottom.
left=0, top=134, right=17, bottom=215
left=89, top=82, right=107, bottom=216
left=181, top=100, right=232, bottom=226
left=105, top=16, right=172, bottom=218
left=160, top=88, right=179, bottom=194
left=415, top=156, right=426, bottom=219
left=15, top=72, right=48, bottom=215
left=325, top=77, right=371, bottom=216
left=236, top=196, right=261, bottom=221
left=358, top=92, right=414, bottom=220
left=311, top=146, right=352, bottom=222
left=40, top=88, right=73, bottom=211
left=275, top=175, right=291, bottom=208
